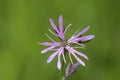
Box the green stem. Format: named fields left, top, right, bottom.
left=59, top=60, right=65, bottom=80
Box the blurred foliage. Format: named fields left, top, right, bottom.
left=0, top=0, right=120, bottom=80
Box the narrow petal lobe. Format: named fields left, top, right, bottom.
left=41, top=46, right=56, bottom=53
left=47, top=50, right=59, bottom=63
left=49, top=18, right=59, bottom=33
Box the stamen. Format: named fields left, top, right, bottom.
left=45, top=33, right=56, bottom=42
left=62, top=52, right=66, bottom=63
left=51, top=49, right=58, bottom=51
left=69, top=52, right=73, bottom=64
left=75, top=42, right=85, bottom=47
left=71, top=29, right=80, bottom=37
left=72, top=47, right=85, bottom=49
left=48, top=28, right=58, bottom=36
left=61, top=40, right=67, bottom=47
left=68, top=29, right=81, bottom=42
left=64, top=23, right=72, bottom=34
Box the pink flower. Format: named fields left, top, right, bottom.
left=39, top=15, right=94, bottom=70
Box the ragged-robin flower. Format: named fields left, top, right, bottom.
left=39, top=15, right=94, bottom=70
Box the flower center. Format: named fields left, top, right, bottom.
left=61, top=40, right=67, bottom=47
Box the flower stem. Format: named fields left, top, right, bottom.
left=59, top=60, right=65, bottom=80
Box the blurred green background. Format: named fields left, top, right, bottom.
left=0, top=0, right=120, bottom=80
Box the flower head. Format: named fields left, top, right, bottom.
left=39, top=15, right=94, bottom=70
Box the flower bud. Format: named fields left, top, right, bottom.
left=66, top=63, right=79, bottom=78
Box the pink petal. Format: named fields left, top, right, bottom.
left=69, top=35, right=94, bottom=43
left=69, top=47, right=88, bottom=60
left=72, top=53, right=85, bottom=66
left=47, top=50, right=58, bottom=63
left=80, top=35, right=95, bottom=42
left=66, top=46, right=85, bottom=66
left=68, top=26, right=90, bottom=42
left=59, top=15, right=63, bottom=33
left=74, top=26, right=90, bottom=38
left=58, top=33, right=65, bottom=40
left=41, top=46, right=55, bottom=53
left=58, top=15, right=65, bottom=40
left=57, top=53, right=61, bottom=70
left=57, top=47, right=64, bottom=70
left=39, top=42, right=60, bottom=46
left=49, top=18, right=59, bottom=33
